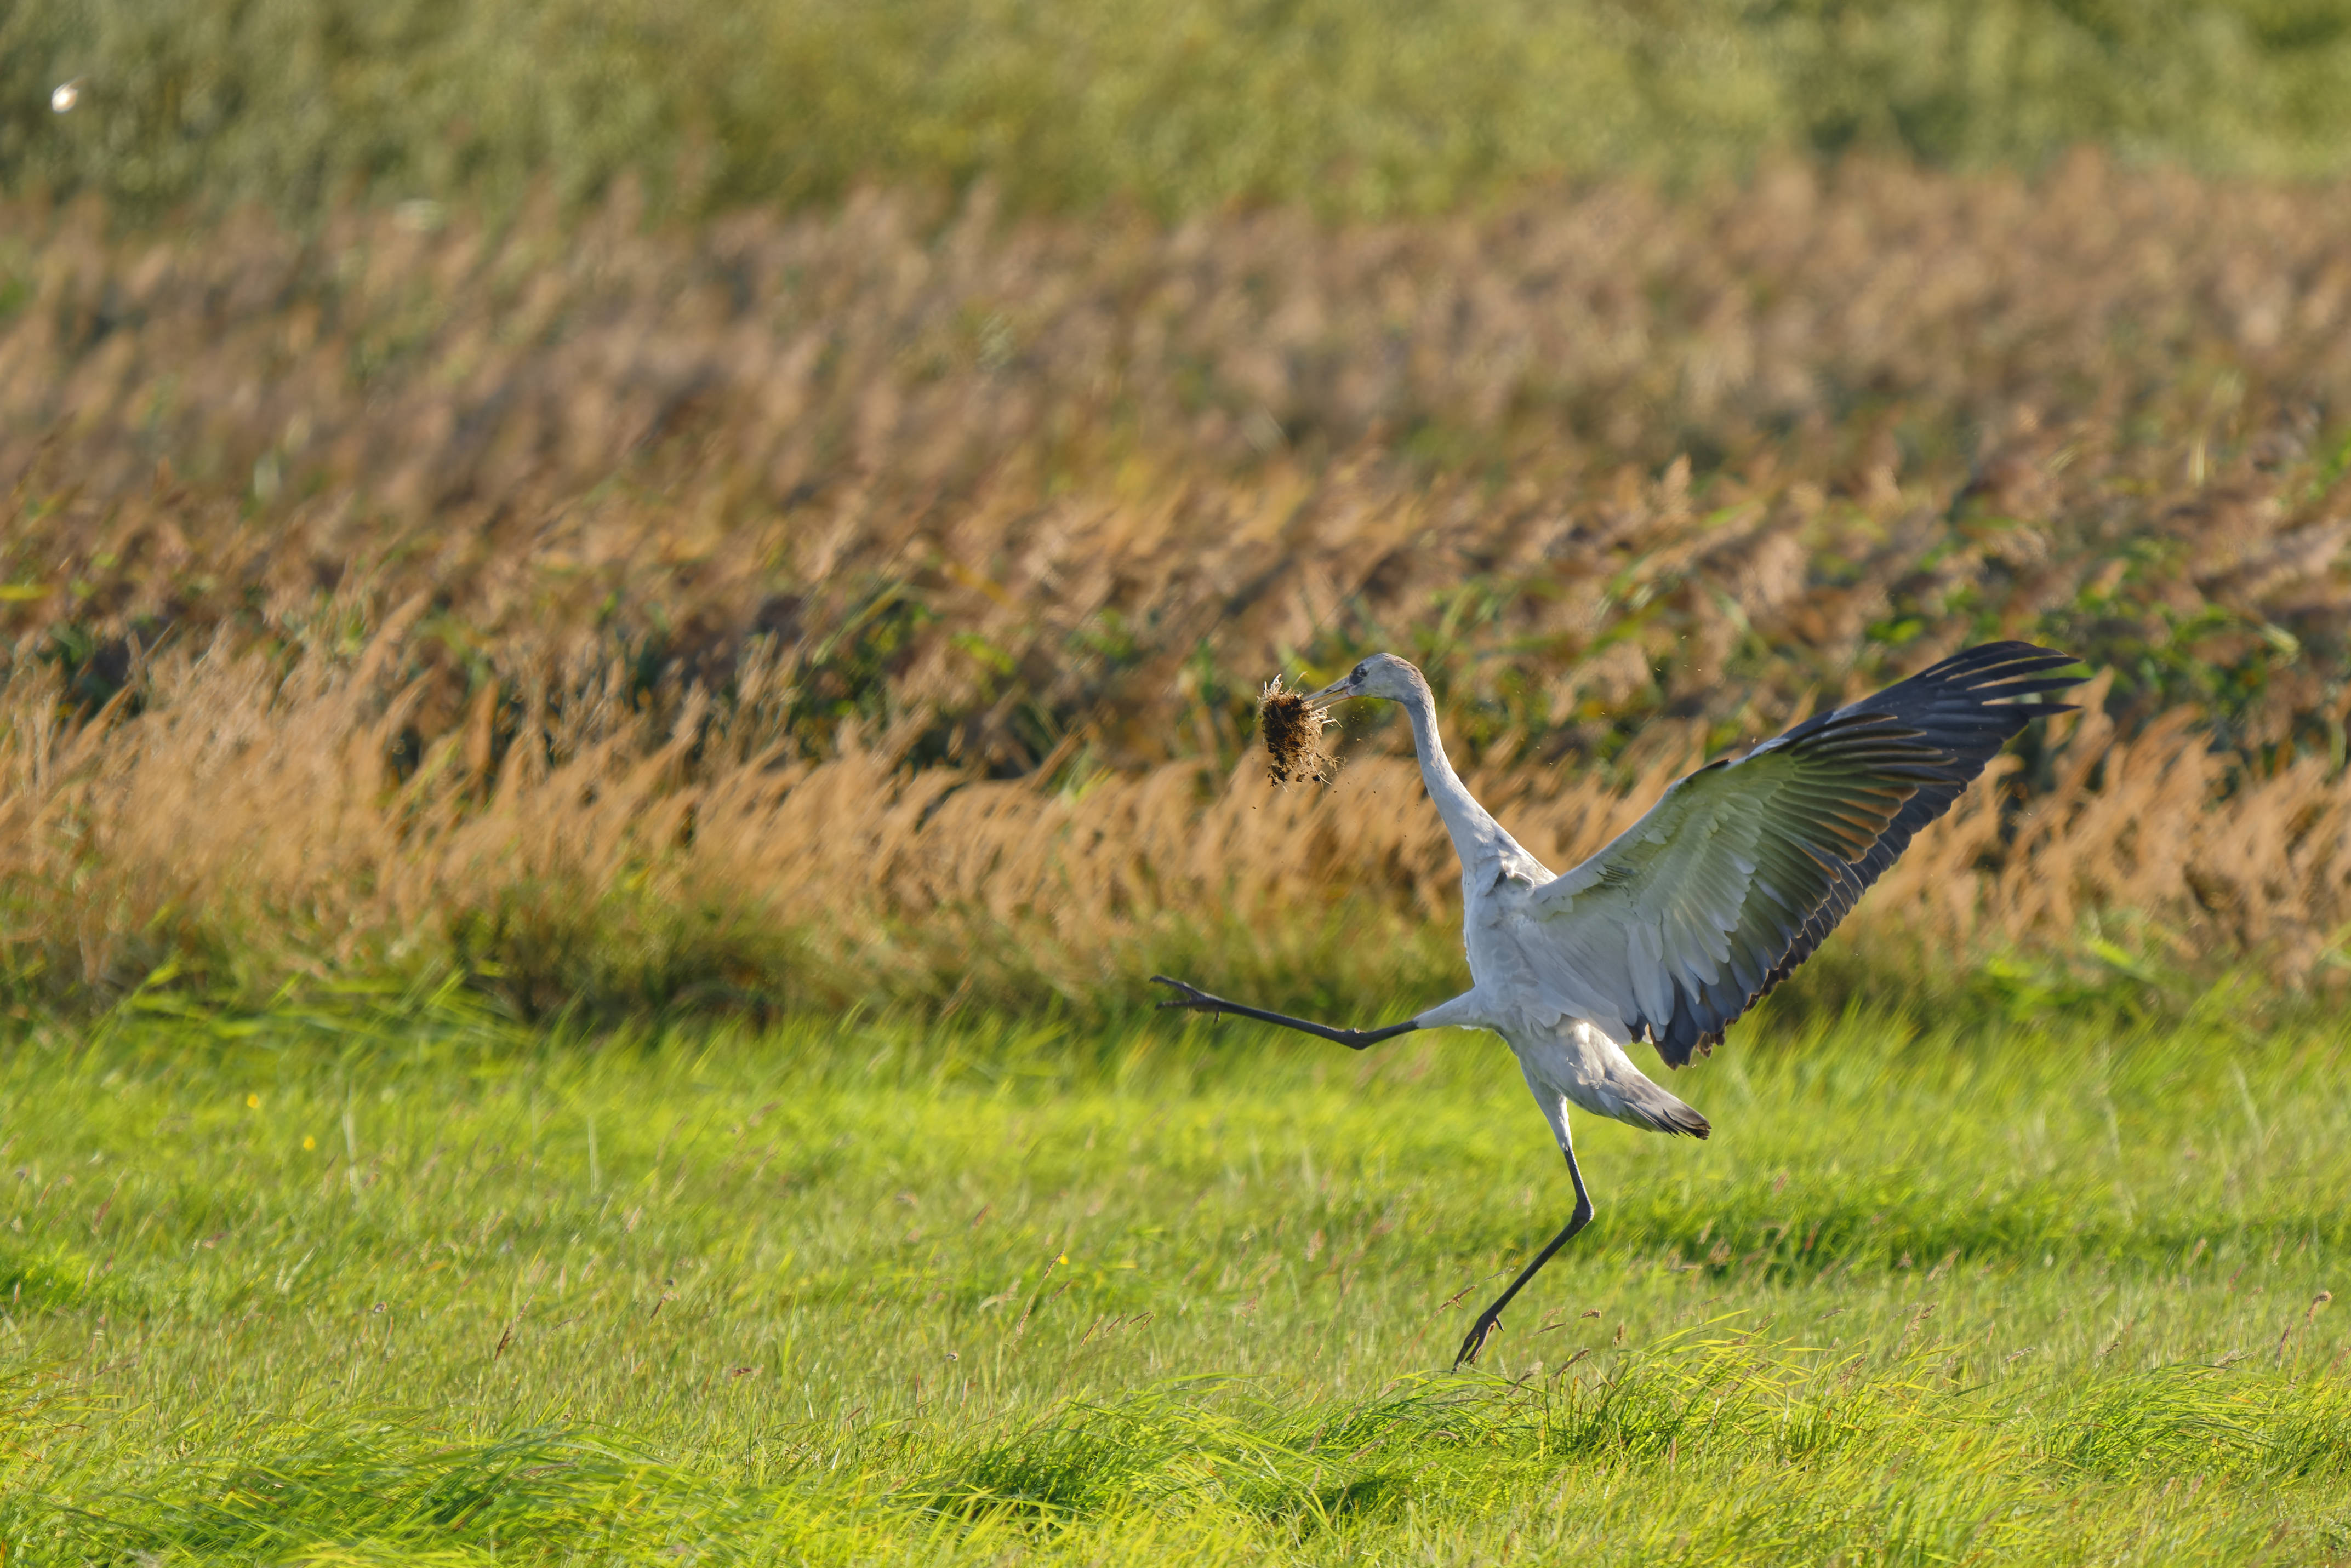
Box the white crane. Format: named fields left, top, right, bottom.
left=1154, top=642, right=2080, bottom=1367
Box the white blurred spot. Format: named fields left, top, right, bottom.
left=51, top=80, right=81, bottom=113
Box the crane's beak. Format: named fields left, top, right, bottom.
left=1303, top=674, right=1357, bottom=710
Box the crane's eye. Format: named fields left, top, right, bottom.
left=1352, top=662, right=1368, bottom=680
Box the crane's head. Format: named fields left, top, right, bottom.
left=1305, top=652, right=1428, bottom=708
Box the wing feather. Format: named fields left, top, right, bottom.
left=1523, top=642, right=2081, bottom=1067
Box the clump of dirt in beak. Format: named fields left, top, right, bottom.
left=1258, top=677, right=1338, bottom=786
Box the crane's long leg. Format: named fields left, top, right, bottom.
left=1150, top=976, right=1422, bottom=1051
left=1453, top=1138, right=1595, bottom=1370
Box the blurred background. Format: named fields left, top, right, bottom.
left=10, top=0, right=2351, bottom=216
left=3, top=0, right=2351, bottom=1024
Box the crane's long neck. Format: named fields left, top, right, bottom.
left=1398, top=678, right=1504, bottom=869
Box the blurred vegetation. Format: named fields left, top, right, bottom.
left=4, top=160, right=2351, bottom=1023
left=4, top=165, right=2349, bottom=783
left=8, top=0, right=2351, bottom=222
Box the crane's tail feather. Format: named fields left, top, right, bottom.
left=1616, top=1080, right=1711, bottom=1139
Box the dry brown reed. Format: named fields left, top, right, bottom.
left=5, top=161, right=2351, bottom=1015
left=7, top=622, right=2351, bottom=1019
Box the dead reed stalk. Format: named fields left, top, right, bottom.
left=5, top=624, right=2351, bottom=1018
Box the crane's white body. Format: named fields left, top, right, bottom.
left=1391, top=681, right=1712, bottom=1142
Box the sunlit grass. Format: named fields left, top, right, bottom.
left=3, top=991, right=2347, bottom=1561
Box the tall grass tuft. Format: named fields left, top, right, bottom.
left=6, top=611, right=2351, bottom=1020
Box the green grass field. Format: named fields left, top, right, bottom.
left=3, top=988, right=2346, bottom=1563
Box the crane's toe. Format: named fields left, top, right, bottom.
left=1453, top=1310, right=1504, bottom=1370
left=1149, top=975, right=1217, bottom=1010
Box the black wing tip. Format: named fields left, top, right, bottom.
left=1911, top=642, right=2087, bottom=692
left=1648, top=1010, right=1729, bottom=1070
left=1768, top=644, right=2086, bottom=754
left=1922, top=639, right=2079, bottom=667
left=1774, top=708, right=1954, bottom=764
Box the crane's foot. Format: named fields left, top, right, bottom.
left=1150, top=976, right=1223, bottom=1013
left=1452, top=1309, right=1504, bottom=1370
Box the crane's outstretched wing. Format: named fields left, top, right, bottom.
left=1524, top=643, right=2080, bottom=1066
